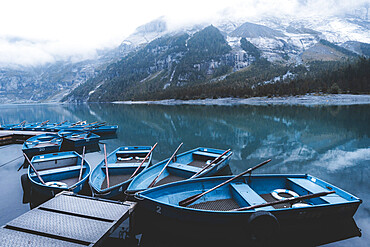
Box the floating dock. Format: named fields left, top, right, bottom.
left=0, top=192, right=136, bottom=246
left=0, top=130, right=45, bottom=146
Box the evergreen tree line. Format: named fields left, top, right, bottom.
left=131, top=57, right=369, bottom=100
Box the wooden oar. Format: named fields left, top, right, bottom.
left=19, top=120, right=26, bottom=126
left=130, top=143, right=158, bottom=179
left=130, top=142, right=158, bottom=178
left=190, top=149, right=231, bottom=179
left=104, top=144, right=110, bottom=188
left=84, top=121, right=98, bottom=127
left=71, top=121, right=82, bottom=127
left=232, top=191, right=336, bottom=211
left=56, top=120, right=67, bottom=126
left=71, top=120, right=85, bottom=127
left=179, top=159, right=272, bottom=207
left=78, top=146, right=86, bottom=181
left=148, top=142, right=183, bottom=188
left=40, top=120, right=50, bottom=126
left=83, top=122, right=105, bottom=130
left=23, top=153, right=45, bottom=185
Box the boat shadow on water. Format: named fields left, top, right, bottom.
left=106, top=214, right=361, bottom=247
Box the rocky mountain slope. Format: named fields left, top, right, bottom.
left=63, top=14, right=369, bottom=102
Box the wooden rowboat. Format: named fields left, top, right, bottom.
left=135, top=174, right=362, bottom=228
left=58, top=130, right=100, bottom=148
left=126, top=147, right=233, bottom=196
left=22, top=133, right=63, bottom=159
left=28, top=151, right=91, bottom=198
left=89, top=146, right=153, bottom=199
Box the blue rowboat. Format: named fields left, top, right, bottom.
left=89, top=146, right=153, bottom=199
left=126, top=147, right=233, bottom=196
left=135, top=174, right=361, bottom=228
left=70, top=125, right=118, bottom=135
left=22, top=133, right=63, bottom=159
left=2, top=121, right=27, bottom=130
left=47, top=121, right=76, bottom=132
left=28, top=151, right=91, bottom=198
left=58, top=130, right=100, bottom=148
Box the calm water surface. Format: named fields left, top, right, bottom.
left=0, top=103, right=369, bottom=246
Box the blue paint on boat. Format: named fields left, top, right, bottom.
left=28, top=151, right=91, bottom=198
left=62, top=125, right=118, bottom=135
left=126, top=147, right=233, bottom=195
left=89, top=146, right=153, bottom=199
left=136, top=174, right=362, bottom=225
left=58, top=130, right=100, bottom=148
left=22, top=133, right=63, bottom=159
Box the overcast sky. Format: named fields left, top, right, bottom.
left=0, top=0, right=368, bottom=67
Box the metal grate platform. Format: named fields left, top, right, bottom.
left=0, top=192, right=136, bottom=246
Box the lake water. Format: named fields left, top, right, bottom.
left=0, top=103, right=369, bottom=246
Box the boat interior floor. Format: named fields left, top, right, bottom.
left=58, top=177, right=79, bottom=187
left=186, top=160, right=207, bottom=168
left=154, top=175, right=184, bottom=187
left=101, top=174, right=132, bottom=189
left=260, top=193, right=292, bottom=209
left=188, top=198, right=240, bottom=211
left=116, top=159, right=142, bottom=164
left=33, top=143, right=59, bottom=147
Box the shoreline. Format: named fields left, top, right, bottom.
left=1, top=94, right=369, bottom=106
left=113, top=94, right=370, bottom=106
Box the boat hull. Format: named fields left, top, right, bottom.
left=28, top=152, right=91, bottom=203
left=59, top=130, right=100, bottom=148
left=135, top=174, right=361, bottom=228
left=89, top=146, right=153, bottom=200
left=126, top=147, right=233, bottom=195
left=22, top=134, right=62, bottom=159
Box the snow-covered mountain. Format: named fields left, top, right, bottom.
left=1, top=12, right=369, bottom=103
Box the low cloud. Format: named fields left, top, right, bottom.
left=0, top=0, right=369, bottom=67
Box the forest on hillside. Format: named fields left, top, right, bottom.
left=129, top=57, right=370, bottom=101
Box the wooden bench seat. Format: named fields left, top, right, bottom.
left=230, top=183, right=274, bottom=211
left=288, top=178, right=347, bottom=204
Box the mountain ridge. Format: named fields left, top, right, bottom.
left=0, top=14, right=369, bottom=103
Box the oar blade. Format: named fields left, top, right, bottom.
left=179, top=193, right=202, bottom=207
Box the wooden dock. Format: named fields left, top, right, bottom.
left=0, top=192, right=136, bottom=246
left=0, top=130, right=46, bottom=146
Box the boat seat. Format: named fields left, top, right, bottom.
left=102, top=163, right=145, bottom=168
left=288, top=178, right=347, bottom=204
left=168, top=162, right=200, bottom=173
left=193, top=151, right=221, bottom=159
left=116, top=150, right=150, bottom=154
left=230, top=183, right=274, bottom=211
left=31, top=165, right=81, bottom=176
left=32, top=154, right=77, bottom=163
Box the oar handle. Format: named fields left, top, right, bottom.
left=85, top=121, right=98, bottom=127
left=233, top=191, right=336, bottom=211
left=78, top=146, right=86, bottom=181
left=190, top=149, right=231, bottom=179
left=148, top=142, right=183, bottom=188
left=130, top=143, right=158, bottom=179
left=23, top=153, right=45, bottom=185
left=179, top=159, right=271, bottom=207
left=56, top=120, right=67, bottom=126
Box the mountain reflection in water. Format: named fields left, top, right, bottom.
left=0, top=103, right=368, bottom=246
